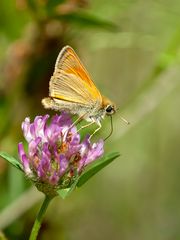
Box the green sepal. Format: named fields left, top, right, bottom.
left=0, top=151, right=23, bottom=171
left=77, top=152, right=120, bottom=187
left=57, top=177, right=79, bottom=199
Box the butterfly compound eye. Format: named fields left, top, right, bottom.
left=105, top=105, right=115, bottom=115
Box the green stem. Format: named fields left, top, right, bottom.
left=29, top=195, right=53, bottom=240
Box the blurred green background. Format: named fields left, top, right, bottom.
left=0, top=0, right=180, bottom=239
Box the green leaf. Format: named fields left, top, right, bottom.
left=55, top=12, right=118, bottom=31
left=57, top=177, right=79, bottom=199
left=77, top=152, right=120, bottom=187
left=0, top=151, right=23, bottom=172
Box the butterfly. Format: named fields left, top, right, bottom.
left=42, top=46, right=120, bottom=139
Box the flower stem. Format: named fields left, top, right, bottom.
left=29, top=195, right=53, bottom=240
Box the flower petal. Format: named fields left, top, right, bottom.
left=28, top=137, right=41, bottom=157
left=18, top=143, right=32, bottom=175
left=34, top=115, right=49, bottom=142
left=59, top=154, right=69, bottom=175
left=85, top=140, right=104, bottom=165
left=22, top=117, right=33, bottom=142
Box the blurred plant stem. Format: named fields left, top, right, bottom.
left=110, top=29, right=180, bottom=141
left=112, top=64, right=180, bottom=142
left=29, top=195, right=53, bottom=240
left=125, top=28, right=180, bottom=109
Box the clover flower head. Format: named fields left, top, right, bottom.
left=18, top=112, right=104, bottom=196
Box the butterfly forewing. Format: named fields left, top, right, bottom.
left=49, top=46, right=102, bottom=105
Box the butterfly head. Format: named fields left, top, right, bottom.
left=105, top=104, right=116, bottom=116
left=102, top=96, right=116, bottom=116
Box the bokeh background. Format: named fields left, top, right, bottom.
left=0, top=0, right=180, bottom=239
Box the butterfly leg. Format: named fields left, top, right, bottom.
left=77, top=120, right=95, bottom=133
left=64, top=113, right=88, bottom=137
left=69, top=113, right=87, bottom=129
left=89, top=121, right=102, bottom=139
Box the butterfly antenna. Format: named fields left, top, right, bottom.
left=104, top=115, right=114, bottom=141
left=116, top=107, right=130, bottom=125
left=120, top=116, right=130, bottom=125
